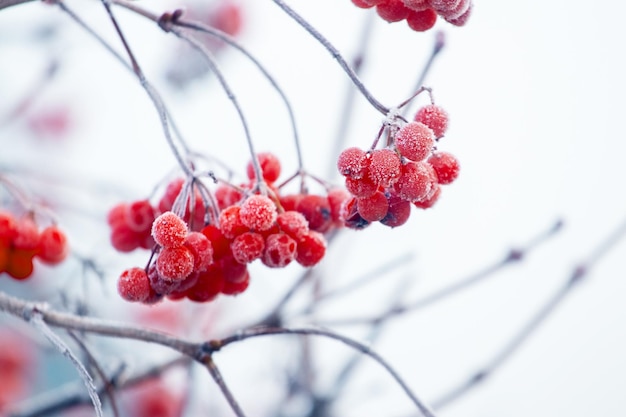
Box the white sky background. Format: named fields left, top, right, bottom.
left=1, top=0, right=626, bottom=417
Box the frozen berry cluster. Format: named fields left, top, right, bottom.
left=114, top=152, right=342, bottom=305
left=337, top=103, right=459, bottom=229
left=0, top=211, right=69, bottom=280
left=350, top=0, right=473, bottom=32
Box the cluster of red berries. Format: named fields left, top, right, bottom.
left=0, top=211, right=69, bottom=280
left=107, top=178, right=206, bottom=253
left=114, top=153, right=339, bottom=305
left=337, top=103, right=459, bottom=229
left=351, top=0, right=473, bottom=31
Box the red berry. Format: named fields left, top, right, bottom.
left=246, top=152, right=281, bottom=183
left=440, top=0, right=470, bottom=20
left=6, top=249, right=34, bottom=280
left=380, top=195, right=412, bottom=227
left=337, top=147, right=368, bottom=179
left=340, top=197, right=371, bottom=230
left=215, top=185, right=244, bottom=211
left=37, top=225, right=69, bottom=265
left=406, top=8, right=438, bottom=31
left=209, top=1, right=243, bottom=37
left=368, top=148, right=401, bottom=187
left=262, top=233, right=297, bottom=268
left=201, top=224, right=231, bottom=259
left=111, top=223, right=141, bottom=252
left=221, top=270, right=250, bottom=295
left=218, top=205, right=248, bottom=239
left=13, top=217, right=40, bottom=251
left=327, top=188, right=351, bottom=226
left=186, top=264, right=225, bottom=302
left=414, top=104, right=449, bottom=138
left=428, top=152, right=460, bottom=184
left=156, top=246, right=194, bottom=281
left=296, top=231, right=326, bottom=267
left=413, top=184, right=442, bottom=209
left=444, top=1, right=472, bottom=26
left=351, top=0, right=375, bottom=8
left=151, top=212, right=188, bottom=248
left=395, top=161, right=437, bottom=202
left=106, top=203, right=127, bottom=227
left=394, top=121, right=435, bottom=162
left=276, top=211, right=309, bottom=240
left=402, top=0, right=430, bottom=11
left=357, top=191, right=389, bottom=222
left=117, top=267, right=152, bottom=302
left=126, top=200, right=156, bottom=233
left=376, top=0, right=410, bottom=22
left=345, top=175, right=378, bottom=198
left=296, top=194, right=332, bottom=233
left=0, top=242, right=9, bottom=273
left=231, top=232, right=265, bottom=264
left=430, top=0, right=461, bottom=12
left=220, top=255, right=248, bottom=283
left=148, top=263, right=180, bottom=295
left=184, top=232, right=214, bottom=271
left=0, top=211, right=17, bottom=246
left=239, top=195, right=278, bottom=231
left=279, top=194, right=304, bottom=212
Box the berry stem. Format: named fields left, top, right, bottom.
left=329, top=11, right=376, bottom=179
left=56, top=0, right=194, bottom=178
left=270, top=0, right=390, bottom=115
left=171, top=29, right=267, bottom=193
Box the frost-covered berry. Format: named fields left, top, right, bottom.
left=395, top=161, right=437, bottom=202
left=402, top=0, right=430, bottom=11
left=276, top=211, right=309, bottom=240
left=394, top=121, right=435, bottom=162
left=239, top=195, right=278, bottom=231
left=184, top=232, right=213, bottom=271
left=368, top=148, right=401, bottom=187
left=231, top=232, right=265, bottom=264
left=218, top=205, right=248, bottom=239
left=413, top=184, right=442, bottom=209
left=357, top=192, right=389, bottom=222
left=337, top=147, right=368, bottom=179
left=156, top=246, right=194, bottom=281
left=152, top=212, right=188, bottom=248
left=262, top=233, right=297, bottom=268
left=345, top=176, right=378, bottom=199
left=118, top=267, right=152, bottom=303
left=414, top=104, right=449, bottom=138
left=428, top=152, right=460, bottom=184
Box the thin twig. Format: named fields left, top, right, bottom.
left=432, top=217, right=626, bottom=409
left=320, top=219, right=563, bottom=326
left=30, top=314, right=103, bottom=417
left=270, top=0, right=389, bottom=115
left=210, top=326, right=437, bottom=417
